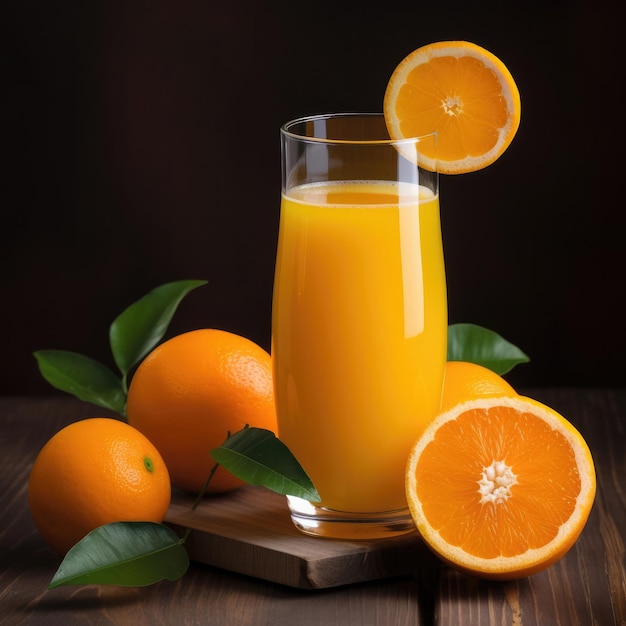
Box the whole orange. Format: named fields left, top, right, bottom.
left=126, top=328, right=278, bottom=494
left=441, top=361, right=517, bottom=412
left=28, top=417, right=171, bottom=555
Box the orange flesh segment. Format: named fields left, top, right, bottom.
left=396, top=56, right=510, bottom=162
left=414, top=406, right=581, bottom=559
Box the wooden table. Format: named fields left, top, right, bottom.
left=1, top=390, right=624, bottom=625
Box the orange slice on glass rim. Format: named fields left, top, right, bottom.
left=384, top=41, right=521, bottom=174
left=405, top=395, right=596, bottom=579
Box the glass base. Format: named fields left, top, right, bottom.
left=286, top=496, right=416, bottom=540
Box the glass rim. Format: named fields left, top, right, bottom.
left=280, top=112, right=437, bottom=146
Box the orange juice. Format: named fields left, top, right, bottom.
left=272, top=180, right=447, bottom=513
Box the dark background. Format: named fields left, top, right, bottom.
left=4, top=0, right=624, bottom=394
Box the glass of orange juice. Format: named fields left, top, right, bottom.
left=272, top=113, right=447, bottom=539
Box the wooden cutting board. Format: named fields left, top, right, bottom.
left=165, top=486, right=430, bottom=590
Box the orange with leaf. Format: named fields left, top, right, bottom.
left=28, top=417, right=171, bottom=555
left=126, top=328, right=278, bottom=494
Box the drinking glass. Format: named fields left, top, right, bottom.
left=272, top=113, right=447, bottom=539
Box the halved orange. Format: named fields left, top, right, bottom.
left=384, top=41, right=521, bottom=174
left=406, top=395, right=596, bottom=579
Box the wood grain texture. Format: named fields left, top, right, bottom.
left=166, top=487, right=432, bottom=589
left=1, top=391, right=624, bottom=625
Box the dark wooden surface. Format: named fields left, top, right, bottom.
left=1, top=390, right=625, bottom=625
left=166, top=487, right=430, bottom=590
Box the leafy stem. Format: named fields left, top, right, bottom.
left=34, top=279, right=207, bottom=418
left=192, top=461, right=221, bottom=512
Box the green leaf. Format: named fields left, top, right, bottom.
left=49, top=522, right=189, bottom=588
left=33, top=350, right=126, bottom=415
left=211, top=428, right=320, bottom=502
left=109, top=279, right=207, bottom=381
left=447, top=323, right=530, bottom=375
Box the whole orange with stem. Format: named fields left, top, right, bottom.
left=126, top=328, right=278, bottom=494
left=28, top=417, right=171, bottom=555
